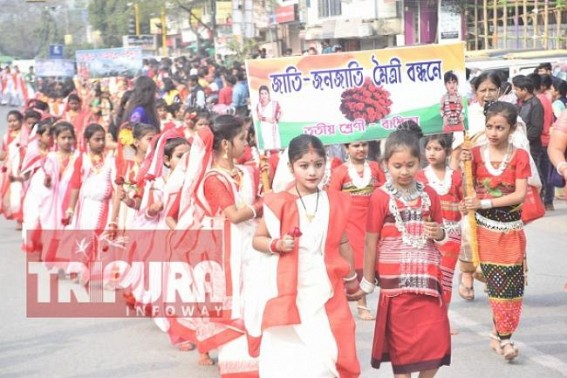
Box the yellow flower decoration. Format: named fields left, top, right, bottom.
left=118, top=128, right=134, bottom=146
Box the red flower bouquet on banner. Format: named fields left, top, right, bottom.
left=339, top=77, right=392, bottom=123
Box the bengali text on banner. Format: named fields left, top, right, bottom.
left=245, top=42, right=468, bottom=150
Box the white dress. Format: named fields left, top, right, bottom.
left=259, top=192, right=340, bottom=378
left=257, top=100, right=281, bottom=150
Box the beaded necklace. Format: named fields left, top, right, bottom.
left=483, top=143, right=512, bottom=176
left=424, top=165, right=453, bottom=196
left=348, top=160, right=371, bottom=189
left=384, top=180, right=421, bottom=203
left=384, top=180, right=430, bottom=249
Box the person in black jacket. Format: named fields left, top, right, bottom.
left=512, top=75, right=544, bottom=169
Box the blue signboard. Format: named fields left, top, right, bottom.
left=49, top=44, right=64, bottom=59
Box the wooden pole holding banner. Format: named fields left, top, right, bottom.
left=463, top=133, right=479, bottom=268
left=260, top=154, right=271, bottom=193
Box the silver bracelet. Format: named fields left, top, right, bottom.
left=343, top=272, right=358, bottom=282
left=359, top=277, right=375, bottom=294
left=557, top=161, right=567, bottom=175
left=480, top=199, right=493, bottom=209
left=246, top=204, right=257, bottom=219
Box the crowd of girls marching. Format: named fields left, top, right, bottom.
left=1, top=71, right=549, bottom=377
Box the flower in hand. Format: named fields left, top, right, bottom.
left=288, top=227, right=303, bottom=238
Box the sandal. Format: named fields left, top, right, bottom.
left=500, top=340, right=519, bottom=361
left=458, top=274, right=475, bottom=301
left=357, top=305, right=375, bottom=321
left=489, top=333, right=503, bottom=355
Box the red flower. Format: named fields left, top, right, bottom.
left=115, top=177, right=125, bottom=186
left=340, top=77, right=392, bottom=122
left=289, top=227, right=303, bottom=238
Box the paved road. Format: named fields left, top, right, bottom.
left=1, top=106, right=567, bottom=377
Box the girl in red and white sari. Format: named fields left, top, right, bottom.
left=124, top=131, right=191, bottom=315
left=21, top=119, right=54, bottom=254
left=1, top=110, right=29, bottom=228
left=110, top=123, right=157, bottom=295
left=189, top=115, right=263, bottom=374
left=39, top=122, right=80, bottom=264
left=66, top=124, right=115, bottom=232
left=56, top=124, right=116, bottom=282
left=112, top=123, right=158, bottom=233
left=162, top=127, right=214, bottom=351
left=250, top=134, right=361, bottom=378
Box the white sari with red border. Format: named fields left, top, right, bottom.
left=246, top=190, right=360, bottom=378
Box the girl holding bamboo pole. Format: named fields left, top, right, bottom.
left=461, top=101, right=529, bottom=361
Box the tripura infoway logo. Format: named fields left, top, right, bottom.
left=26, top=229, right=227, bottom=318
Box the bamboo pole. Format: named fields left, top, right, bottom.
left=515, top=0, right=520, bottom=49
left=484, top=0, right=489, bottom=49
left=493, top=0, right=498, bottom=47
left=556, top=9, right=562, bottom=49
left=523, top=0, right=528, bottom=48
left=260, top=155, right=271, bottom=193
left=544, top=0, right=549, bottom=49
left=463, top=134, right=479, bottom=268
left=475, top=0, right=479, bottom=50
left=534, top=0, right=539, bottom=48
left=503, top=1, right=508, bottom=48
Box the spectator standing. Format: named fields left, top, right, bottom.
left=512, top=75, right=544, bottom=175
left=231, top=70, right=249, bottom=117
left=184, top=75, right=206, bottom=110
left=528, top=73, right=554, bottom=209
left=218, top=74, right=235, bottom=106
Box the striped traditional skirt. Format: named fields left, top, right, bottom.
left=476, top=209, right=526, bottom=337
left=371, top=293, right=451, bottom=374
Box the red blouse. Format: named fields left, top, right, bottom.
left=471, top=146, right=530, bottom=200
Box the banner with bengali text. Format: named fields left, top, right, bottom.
left=245, top=43, right=467, bottom=150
